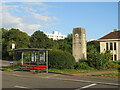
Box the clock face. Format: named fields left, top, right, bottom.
left=75, top=33, right=79, bottom=37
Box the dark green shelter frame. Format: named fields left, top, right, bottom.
left=9, top=48, right=51, bottom=73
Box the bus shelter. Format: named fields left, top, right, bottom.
left=9, top=48, right=51, bottom=73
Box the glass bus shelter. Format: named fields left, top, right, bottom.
left=9, top=48, right=51, bottom=73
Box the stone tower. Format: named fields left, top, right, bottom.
left=72, top=27, right=87, bottom=62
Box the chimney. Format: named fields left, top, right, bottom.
left=114, top=29, right=117, bottom=32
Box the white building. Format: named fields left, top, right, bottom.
left=98, top=29, right=120, bottom=61
left=45, top=31, right=67, bottom=40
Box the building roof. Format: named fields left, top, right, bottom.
left=99, top=31, right=120, bottom=40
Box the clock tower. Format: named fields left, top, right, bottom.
left=72, top=27, right=87, bottom=62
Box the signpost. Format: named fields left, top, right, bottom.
left=9, top=62, right=14, bottom=69
left=9, top=62, right=14, bottom=64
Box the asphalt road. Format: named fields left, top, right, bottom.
left=2, top=71, right=119, bottom=90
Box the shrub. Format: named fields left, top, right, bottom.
left=48, top=50, right=75, bottom=69
left=88, top=52, right=107, bottom=70
left=107, top=61, right=120, bottom=69
left=87, top=46, right=112, bottom=70
left=74, top=62, right=93, bottom=70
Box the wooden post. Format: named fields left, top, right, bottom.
left=46, top=51, right=48, bottom=73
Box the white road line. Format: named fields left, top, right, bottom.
left=45, top=74, right=59, bottom=78
left=81, top=83, right=97, bottom=89
left=50, top=77, right=120, bottom=86
left=3, top=73, right=120, bottom=86
left=76, top=83, right=97, bottom=90
left=12, top=74, right=21, bottom=77
left=14, top=85, right=28, bottom=88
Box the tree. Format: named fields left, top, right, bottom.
left=6, top=28, right=30, bottom=49
left=57, top=34, right=72, bottom=54
left=87, top=41, right=100, bottom=52
left=30, top=30, right=53, bottom=49
left=1, top=28, right=9, bottom=60
left=1, top=28, right=30, bottom=60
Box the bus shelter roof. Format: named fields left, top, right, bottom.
left=9, top=48, right=52, bottom=52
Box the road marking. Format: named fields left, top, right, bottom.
left=50, top=77, right=120, bottom=86
left=45, top=74, right=59, bottom=78
left=76, top=83, right=97, bottom=90
left=3, top=72, right=120, bottom=86
left=81, top=83, right=97, bottom=89
left=14, top=86, right=40, bottom=90
left=12, top=74, right=21, bottom=77
left=14, top=85, right=28, bottom=88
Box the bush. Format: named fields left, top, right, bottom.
left=107, top=61, right=120, bottom=69
left=48, top=50, right=76, bottom=69
left=74, top=62, right=93, bottom=70
left=88, top=52, right=107, bottom=70
left=87, top=46, right=112, bottom=70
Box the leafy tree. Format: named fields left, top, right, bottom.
left=6, top=28, right=30, bottom=49
left=1, top=28, right=30, bottom=60
left=1, top=28, right=9, bottom=60
left=30, top=30, right=53, bottom=49
left=87, top=41, right=100, bottom=52
left=57, top=34, right=72, bottom=54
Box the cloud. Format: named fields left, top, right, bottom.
left=2, top=12, right=22, bottom=28
left=17, top=24, right=42, bottom=35
left=2, top=12, right=42, bottom=34
left=1, top=2, right=59, bottom=35
left=33, top=13, right=58, bottom=22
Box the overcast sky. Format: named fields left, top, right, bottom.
left=1, top=2, right=118, bottom=40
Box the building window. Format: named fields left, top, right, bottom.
left=106, top=43, right=108, bottom=50
left=112, top=56, right=113, bottom=60
left=114, top=42, right=116, bottom=50
left=114, top=55, right=117, bottom=61
left=110, top=43, right=113, bottom=50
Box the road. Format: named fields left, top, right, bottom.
left=2, top=71, right=119, bottom=90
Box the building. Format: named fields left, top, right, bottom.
left=72, top=27, right=87, bottom=62
left=98, top=29, right=120, bottom=61
left=45, top=31, right=67, bottom=40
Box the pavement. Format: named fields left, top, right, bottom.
left=1, top=71, right=120, bottom=90
left=0, top=60, right=19, bottom=66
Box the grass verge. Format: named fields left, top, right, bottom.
left=48, top=69, right=107, bottom=74
left=89, top=73, right=119, bottom=78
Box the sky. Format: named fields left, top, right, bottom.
left=1, top=2, right=118, bottom=40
